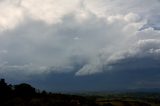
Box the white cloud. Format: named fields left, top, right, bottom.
left=0, top=0, right=24, bottom=31
left=21, top=0, right=80, bottom=24
left=124, top=13, right=141, bottom=23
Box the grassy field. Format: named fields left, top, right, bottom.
left=93, top=92, right=160, bottom=106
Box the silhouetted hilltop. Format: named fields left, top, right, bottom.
left=0, top=79, right=36, bottom=98
left=0, top=78, right=98, bottom=106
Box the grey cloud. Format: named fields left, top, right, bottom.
left=0, top=0, right=160, bottom=78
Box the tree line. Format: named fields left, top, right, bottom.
left=0, top=78, right=98, bottom=106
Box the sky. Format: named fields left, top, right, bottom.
left=0, top=0, right=160, bottom=92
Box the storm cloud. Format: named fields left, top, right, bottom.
left=0, top=0, right=160, bottom=89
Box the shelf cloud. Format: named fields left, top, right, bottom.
left=0, top=0, right=160, bottom=81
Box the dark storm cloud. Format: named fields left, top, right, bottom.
left=0, top=0, right=160, bottom=91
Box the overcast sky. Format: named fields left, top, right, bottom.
left=0, top=0, right=160, bottom=92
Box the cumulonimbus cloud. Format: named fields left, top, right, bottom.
left=0, top=0, right=160, bottom=78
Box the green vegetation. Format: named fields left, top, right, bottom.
left=0, top=78, right=160, bottom=106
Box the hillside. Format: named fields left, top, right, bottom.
left=0, top=78, right=160, bottom=106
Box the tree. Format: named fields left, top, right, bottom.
left=0, top=79, right=12, bottom=98
left=14, top=83, right=36, bottom=97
